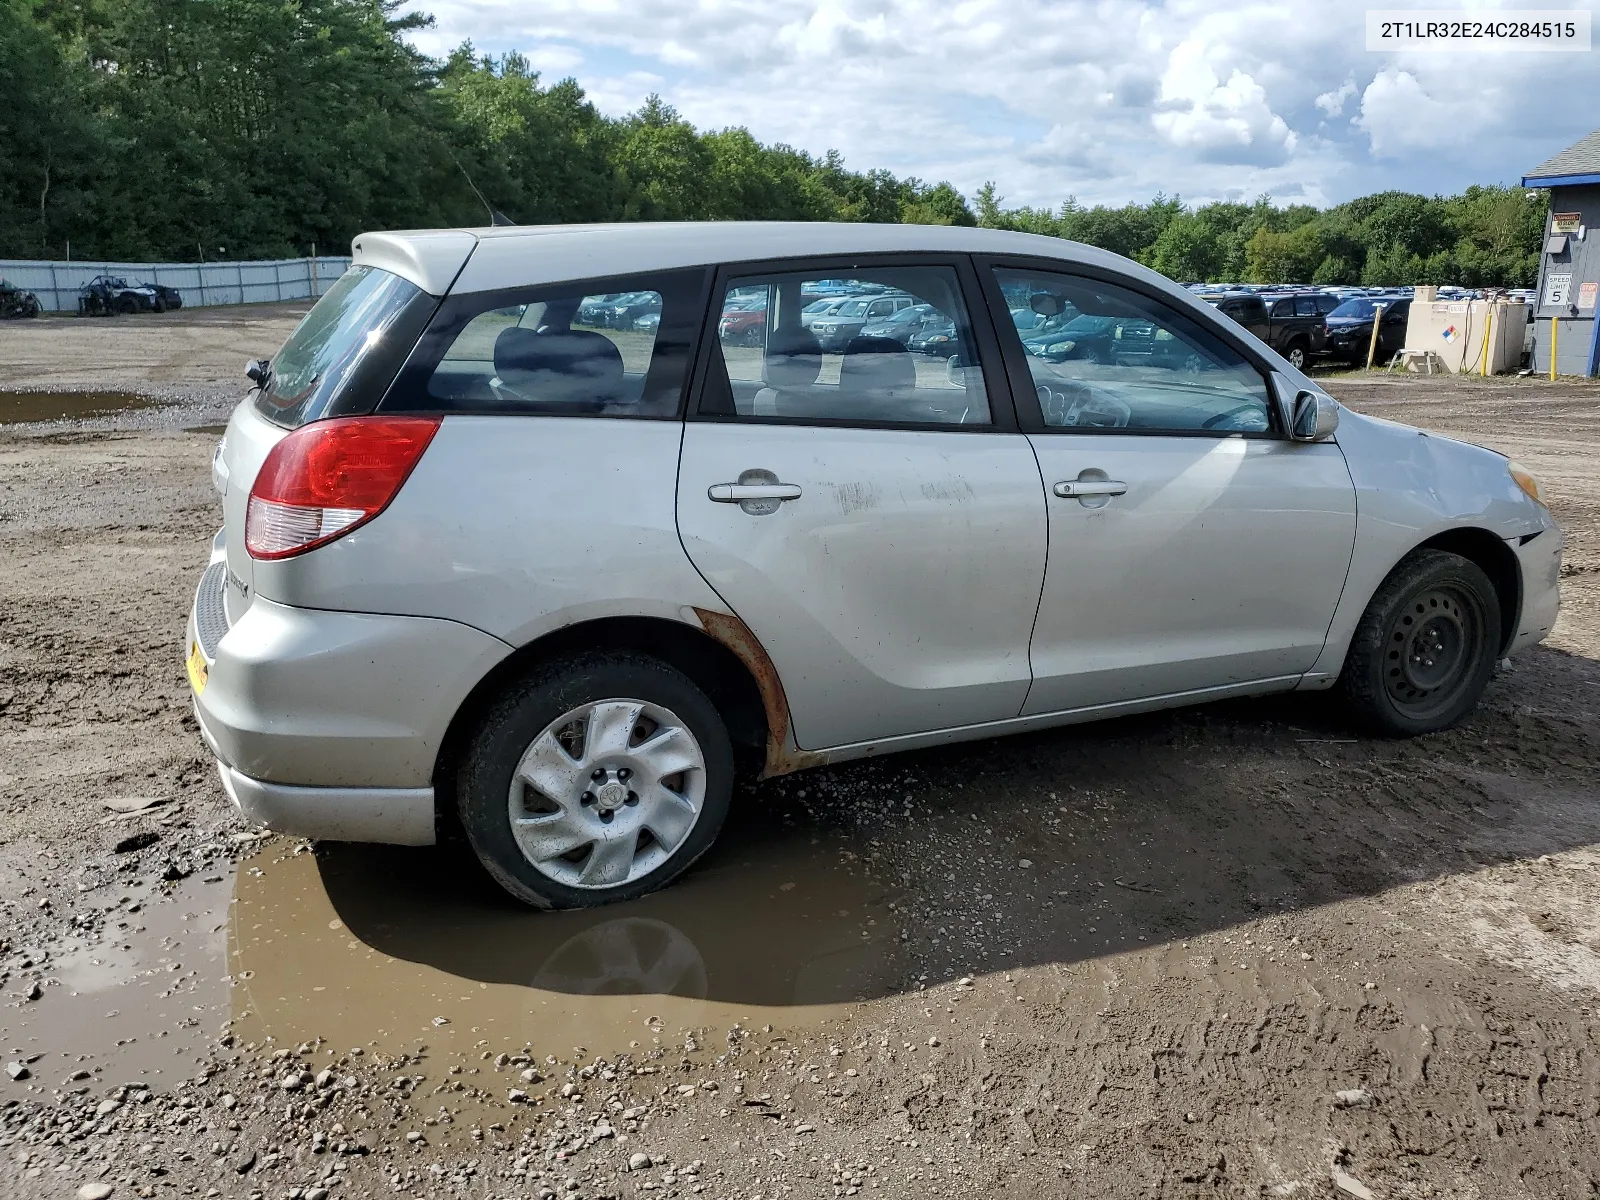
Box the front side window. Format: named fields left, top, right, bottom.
left=384, top=269, right=704, bottom=418
left=703, top=264, right=991, bottom=427
left=994, top=267, right=1273, bottom=435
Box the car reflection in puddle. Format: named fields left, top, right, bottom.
left=229, top=825, right=904, bottom=1062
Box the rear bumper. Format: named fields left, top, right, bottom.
left=185, top=546, right=512, bottom=845
left=211, top=753, right=436, bottom=846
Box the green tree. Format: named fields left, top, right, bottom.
left=1147, top=213, right=1223, bottom=281
left=1245, top=225, right=1326, bottom=283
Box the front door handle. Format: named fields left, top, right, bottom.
left=708, top=482, right=802, bottom=503
left=1053, top=479, right=1127, bottom=498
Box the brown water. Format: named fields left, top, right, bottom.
left=0, top=390, right=165, bottom=424
left=2, top=827, right=904, bottom=1087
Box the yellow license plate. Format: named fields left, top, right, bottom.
left=186, top=640, right=209, bottom=694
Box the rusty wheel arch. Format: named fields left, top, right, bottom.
left=691, top=607, right=825, bottom=778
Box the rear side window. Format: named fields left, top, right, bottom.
left=254, top=266, right=435, bottom=428
left=383, top=270, right=706, bottom=418
left=700, top=265, right=991, bottom=427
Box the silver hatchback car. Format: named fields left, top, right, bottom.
left=187, top=223, right=1562, bottom=908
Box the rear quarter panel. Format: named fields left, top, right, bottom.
left=249, top=415, right=730, bottom=645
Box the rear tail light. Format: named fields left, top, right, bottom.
left=245, top=416, right=440, bottom=559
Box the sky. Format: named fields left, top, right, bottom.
left=397, top=0, right=1600, bottom=211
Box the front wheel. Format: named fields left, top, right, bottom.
left=455, top=653, right=734, bottom=909
left=1339, top=549, right=1500, bottom=736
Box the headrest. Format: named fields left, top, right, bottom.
left=762, top=326, right=822, bottom=389
left=493, top=327, right=624, bottom=405
left=838, top=336, right=915, bottom=394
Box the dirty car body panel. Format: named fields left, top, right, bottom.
left=183, top=222, right=1561, bottom=888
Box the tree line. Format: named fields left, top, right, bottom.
left=0, top=0, right=1544, bottom=287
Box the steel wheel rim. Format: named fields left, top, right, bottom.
left=1383, top=585, right=1483, bottom=720
left=1287, top=347, right=1305, bottom=369
left=507, top=698, right=707, bottom=890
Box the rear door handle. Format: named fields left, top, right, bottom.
left=708, top=482, right=802, bottom=503
left=1053, top=479, right=1127, bottom=498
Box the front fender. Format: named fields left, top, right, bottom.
left=1302, top=408, right=1555, bottom=682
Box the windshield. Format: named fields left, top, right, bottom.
left=1329, top=299, right=1379, bottom=320
left=835, top=300, right=871, bottom=318
left=254, top=265, right=435, bottom=428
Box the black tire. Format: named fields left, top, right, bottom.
left=1339, top=549, right=1501, bottom=736
left=153, top=296, right=167, bottom=313
left=1283, top=340, right=1307, bottom=370
left=455, top=652, right=734, bottom=909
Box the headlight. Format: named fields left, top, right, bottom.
left=1508, top=460, right=1543, bottom=505
left=1048, top=340, right=1077, bottom=355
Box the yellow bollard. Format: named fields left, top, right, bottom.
left=1550, top=316, right=1558, bottom=380
left=1365, top=303, right=1386, bottom=370
left=1479, top=307, right=1494, bottom=376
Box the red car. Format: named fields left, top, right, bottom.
left=718, top=297, right=768, bottom=345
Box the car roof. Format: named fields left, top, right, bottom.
left=349, top=222, right=1177, bottom=301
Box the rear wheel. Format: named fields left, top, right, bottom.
left=1283, top=340, right=1307, bottom=370
left=456, top=653, right=734, bottom=909
left=1339, top=549, right=1500, bottom=735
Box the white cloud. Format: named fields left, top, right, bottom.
left=1315, top=79, right=1356, bottom=117
left=401, top=0, right=1600, bottom=207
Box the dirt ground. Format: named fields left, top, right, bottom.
left=2, top=308, right=1600, bottom=1200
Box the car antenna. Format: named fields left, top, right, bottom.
left=448, top=151, right=516, bottom=227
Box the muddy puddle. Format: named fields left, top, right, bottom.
left=0, top=873, right=231, bottom=1089
left=0, top=390, right=166, bottom=424
left=3, top=824, right=906, bottom=1091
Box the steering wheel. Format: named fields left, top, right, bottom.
left=1038, top=381, right=1131, bottom=429
left=1201, top=403, right=1264, bottom=430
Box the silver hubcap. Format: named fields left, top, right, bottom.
left=508, top=699, right=706, bottom=890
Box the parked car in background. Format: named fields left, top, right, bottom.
left=633, top=312, right=660, bottom=333
left=859, top=302, right=941, bottom=348
left=1325, top=297, right=1411, bottom=366
left=577, top=294, right=626, bottom=325
left=809, top=292, right=917, bottom=350
left=602, top=291, right=662, bottom=330
left=0, top=279, right=41, bottom=319
left=189, top=222, right=1559, bottom=912
left=1207, top=293, right=1270, bottom=342
left=1258, top=293, right=1332, bottom=369
left=1022, top=312, right=1118, bottom=363
left=907, top=314, right=958, bottom=355
left=719, top=297, right=769, bottom=345
left=140, top=281, right=183, bottom=311
left=799, top=296, right=854, bottom=329
left=1206, top=292, right=1338, bottom=370
left=77, top=275, right=164, bottom=316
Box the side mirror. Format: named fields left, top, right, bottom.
left=1029, top=292, right=1064, bottom=317
left=946, top=353, right=972, bottom=387
left=245, top=358, right=271, bottom=388
left=1289, top=389, right=1340, bottom=441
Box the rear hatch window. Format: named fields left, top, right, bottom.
left=255, top=266, right=437, bottom=428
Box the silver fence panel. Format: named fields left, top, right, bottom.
left=0, top=256, right=352, bottom=313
